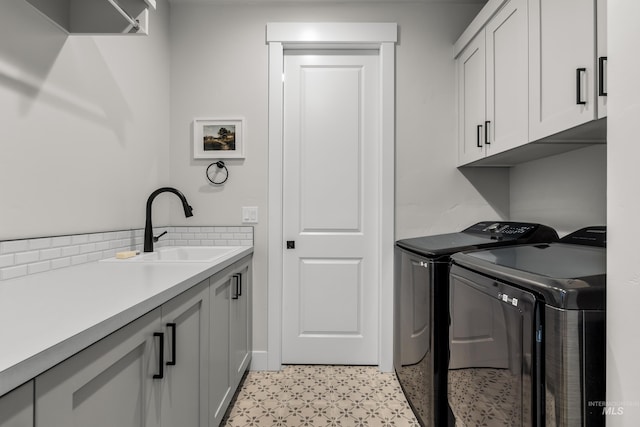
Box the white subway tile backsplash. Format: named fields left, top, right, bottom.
left=0, top=265, right=28, bottom=280
left=29, top=238, right=52, bottom=250
left=0, top=225, right=252, bottom=280
left=103, top=231, right=119, bottom=241
left=0, top=254, right=14, bottom=268
left=15, top=251, right=39, bottom=264
left=116, top=231, right=132, bottom=239
left=87, top=252, right=102, bottom=262
left=79, top=243, right=96, bottom=254
left=28, top=261, right=50, bottom=275
left=102, top=249, right=117, bottom=259
left=51, top=257, right=71, bottom=270
left=71, top=234, right=89, bottom=245
left=71, top=254, right=89, bottom=265
left=94, top=242, right=110, bottom=251
left=40, top=248, right=62, bottom=260
left=61, top=246, right=81, bottom=257
left=51, top=236, right=72, bottom=247
left=89, top=233, right=104, bottom=242
left=1, top=240, right=29, bottom=254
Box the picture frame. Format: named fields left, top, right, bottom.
left=192, top=117, right=245, bottom=159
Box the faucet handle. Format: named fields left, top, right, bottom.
left=153, top=231, right=168, bottom=242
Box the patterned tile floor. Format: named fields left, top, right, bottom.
left=221, top=365, right=420, bottom=426
left=448, top=368, right=520, bottom=427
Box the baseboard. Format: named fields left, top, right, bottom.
left=249, top=350, right=269, bottom=371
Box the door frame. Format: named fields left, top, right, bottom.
left=266, top=22, right=397, bottom=372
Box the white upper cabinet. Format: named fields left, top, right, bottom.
left=455, top=0, right=606, bottom=166
left=597, top=0, right=608, bottom=119
left=485, top=0, right=529, bottom=156
left=528, top=0, right=597, bottom=141
left=457, top=0, right=528, bottom=166
left=457, top=32, right=487, bottom=165
left=23, top=0, right=156, bottom=34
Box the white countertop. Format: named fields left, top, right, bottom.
left=0, top=246, right=253, bottom=397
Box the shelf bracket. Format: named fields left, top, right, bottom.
left=105, top=0, right=141, bottom=32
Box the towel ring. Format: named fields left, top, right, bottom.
left=206, top=161, right=229, bottom=185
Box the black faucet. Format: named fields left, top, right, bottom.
left=144, top=187, right=193, bottom=252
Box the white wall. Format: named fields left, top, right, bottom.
left=0, top=0, right=172, bottom=240
left=607, top=0, right=640, bottom=423
left=3, top=0, right=614, bottom=386
left=169, top=2, right=491, bottom=356
left=510, top=145, right=607, bottom=236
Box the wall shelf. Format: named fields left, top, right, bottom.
left=23, top=0, right=156, bottom=35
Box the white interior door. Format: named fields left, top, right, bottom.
left=282, top=51, right=380, bottom=365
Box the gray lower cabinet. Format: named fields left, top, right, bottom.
left=34, top=254, right=252, bottom=427
left=0, top=381, right=34, bottom=427
left=210, top=272, right=233, bottom=425
left=160, top=279, right=210, bottom=427
left=210, top=258, right=252, bottom=427
left=230, top=262, right=251, bottom=390
left=36, top=308, right=163, bottom=427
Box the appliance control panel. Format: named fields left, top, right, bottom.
left=559, top=226, right=606, bottom=247
left=462, top=222, right=540, bottom=240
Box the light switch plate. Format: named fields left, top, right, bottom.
left=242, top=206, right=258, bottom=224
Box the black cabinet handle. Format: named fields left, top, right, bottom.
left=599, top=57, right=608, bottom=96
left=484, top=121, right=491, bottom=145
left=232, top=274, right=240, bottom=300
left=476, top=124, right=483, bottom=148
left=237, top=273, right=242, bottom=297
left=153, top=332, right=164, bottom=379
left=576, top=68, right=587, bottom=105
left=166, top=323, right=176, bottom=366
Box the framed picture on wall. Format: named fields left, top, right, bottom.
left=193, top=117, right=245, bottom=159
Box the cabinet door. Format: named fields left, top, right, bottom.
left=160, top=280, right=210, bottom=427
left=457, top=32, right=486, bottom=165
left=485, top=0, right=528, bottom=156
left=229, top=262, right=251, bottom=391
left=0, top=382, right=33, bottom=427
left=209, top=274, right=232, bottom=427
left=596, top=0, right=607, bottom=119
left=36, top=309, right=162, bottom=427
left=528, top=0, right=596, bottom=141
